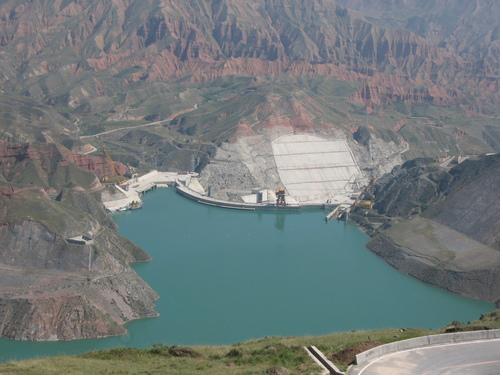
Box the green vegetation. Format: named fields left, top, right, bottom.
left=49, top=69, right=491, bottom=181
left=1, top=312, right=498, bottom=374
left=2, top=66, right=498, bottom=172
left=0, top=94, right=76, bottom=143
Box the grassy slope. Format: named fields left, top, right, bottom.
left=5, top=71, right=493, bottom=172
left=0, top=94, right=77, bottom=142
left=90, top=74, right=498, bottom=173
left=0, top=312, right=498, bottom=375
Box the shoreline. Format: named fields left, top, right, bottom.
left=0, top=189, right=494, bottom=358
left=0, top=320, right=498, bottom=371
left=109, top=171, right=498, bottom=304
left=104, top=169, right=343, bottom=213
left=175, top=180, right=308, bottom=211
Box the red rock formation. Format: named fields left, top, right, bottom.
left=0, top=0, right=497, bottom=112
left=0, top=140, right=128, bottom=184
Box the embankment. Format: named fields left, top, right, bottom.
left=368, top=230, right=499, bottom=302
left=0, top=314, right=498, bottom=374
left=352, top=154, right=500, bottom=302
left=175, top=181, right=302, bottom=210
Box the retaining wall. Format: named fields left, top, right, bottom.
left=355, top=329, right=500, bottom=365
left=175, top=181, right=302, bottom=211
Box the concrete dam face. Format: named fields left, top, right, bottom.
left=272, top=134, right=363, bottom=204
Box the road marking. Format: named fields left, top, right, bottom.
left=437, top=360, right=500, bottom=373
left=358, top=338, right=500, bottom=375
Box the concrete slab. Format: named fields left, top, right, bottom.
left=241, top=189, right=298, bottom=206
left=272, top=134, right=362, bottom=204
left=241, top=189, right=272, bottom=204
left=102, top=170, right=196, bottom=212
left=354, top=339, right=500, bottom=375
left=187, top=177, right=206, bottom=195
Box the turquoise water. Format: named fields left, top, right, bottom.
left=0, top=189, right=493, bottom=362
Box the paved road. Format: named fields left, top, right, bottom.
left=354, top=339, right=500, bottom=375
left=80, top=107, right=194, bottom=139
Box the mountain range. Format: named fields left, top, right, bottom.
left=0, top=0, right=499, bottom=341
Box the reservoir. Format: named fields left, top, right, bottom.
left=0, top=189, right=493, bottom=362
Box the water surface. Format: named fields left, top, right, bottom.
left=0, top=189, right=493, bottom=361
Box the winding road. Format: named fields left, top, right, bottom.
left=352, top=338, right=500, bottom=375
left=80, top=107, right=195, bottom=139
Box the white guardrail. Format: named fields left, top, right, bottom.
left=355, top=329, right=500, bottom=366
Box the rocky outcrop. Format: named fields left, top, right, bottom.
left=368, top=231, right=499, bottom=302
left=425, top=156, right=500, bottom=249
left=0, top=197, right=158, bottom=341
left=352, top=126, right=371, bottom=146
left=0, top=0, right=497, bottom=176
left=0, top=269, right=158, bottom=341
left=353, top=154, right=500, bottom=302
left=0, top=295, right=124, bottom=341
left=0, top=140, right=128, bottom=186
left=0, top=139, right=158, bottom=341
left=0, top=0, right=498, bottom=112
left=370, top=154, right=500, bottom=248
left=370, top=157, right=451, bottom=218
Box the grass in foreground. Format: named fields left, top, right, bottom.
left=0, top=311, right=498, bottom=375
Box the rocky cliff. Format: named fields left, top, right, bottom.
left=0, top=0, right=499, bottom=338
left=352, top=154, right=500, bottom=302
left=0, top=0, right=498, bottom=117
left=0, top=140, right=158, bottom=341
left=0, top=0, right=497, bottom=177
left=0, top=139, right=127, bottom=187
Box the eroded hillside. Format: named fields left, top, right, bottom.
left=352, top=154, right=500, bottom=301
left=0, top=0, right=498, bottom=175
left=0, top=140, right=158, bottom=340
left=0, top=0, right=499, bottom=341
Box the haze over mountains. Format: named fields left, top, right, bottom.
left=0, top=0, right=499, bottom=341
left=0, top=0, right=499, bottom=164
left=0, top=1, right=498, bottom=102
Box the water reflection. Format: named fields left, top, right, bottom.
left=0, top=189, right=492, bottom=363
left=275, top=213, right=286, bottom=231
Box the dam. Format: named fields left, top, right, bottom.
left=0, top=188, right=493, bottom=362
left=272, top=134, right=364, bottom=204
